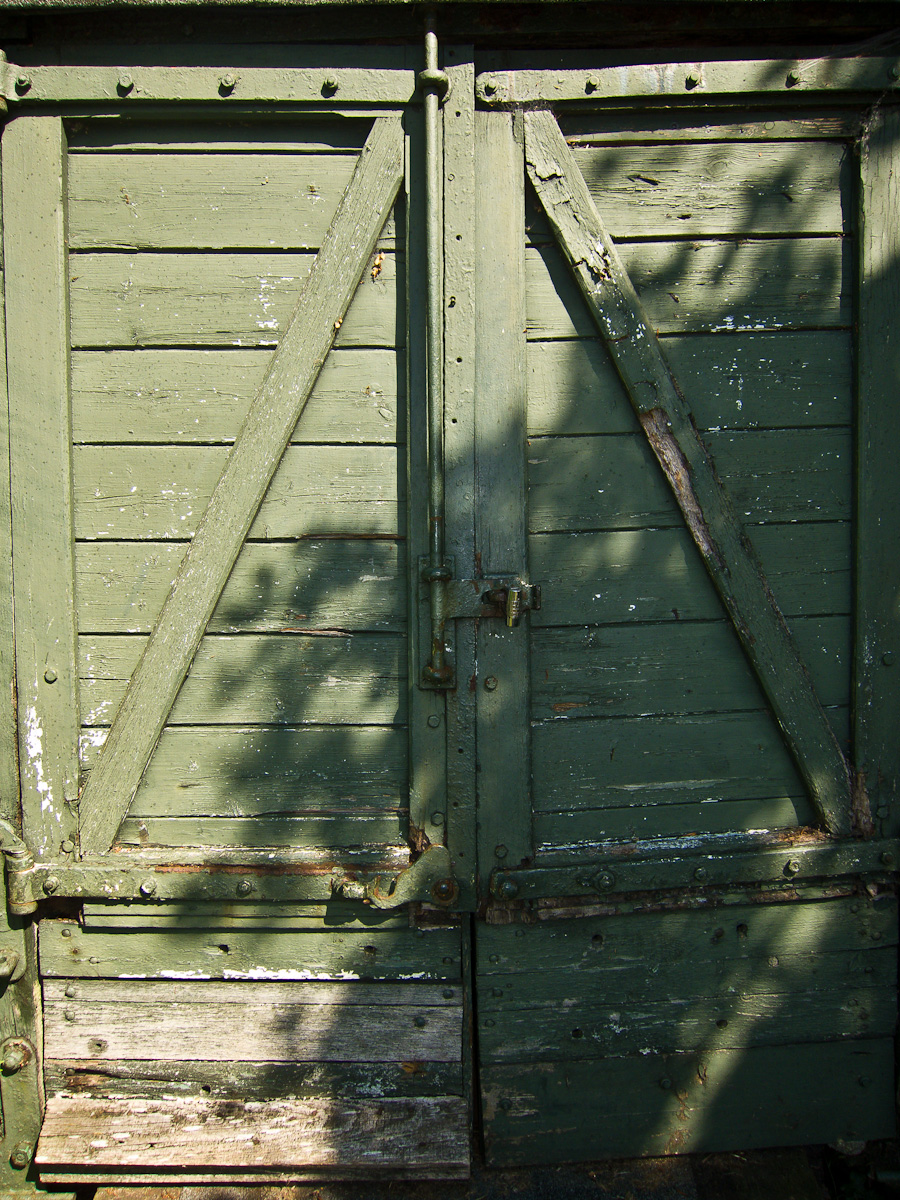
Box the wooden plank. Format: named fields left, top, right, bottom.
left=525, top=109, right=852, bottom=836
left=856, top=108, right=900, bottom=837
left=78, top=903, right=410, bottom=930
left=3, top=116, right=80, bottom=856
left=531, top=616, right=849, bottom=721
left=526, top=238, right=850, bottom=338
left=529, top=524, right=851, bottom=626
left=475, top=111, right=533, bottom=886
left=68, top=249, right=400, bottom=349
left=74, top=112, right=400, bottom=860
left=67, top=119, right=367, bottom=154
left=481, top=1041, right=896, bottom=1165
left=559, top=111, right=861, bottom=144
left=527, top=332, right=852, bottom=436
left=532, top=711, right=806, bottom=812
left=75, top=540, right=406, bottom=634
left=78, top=633, right=406, bottom=728
left=71, top=348, right=404, bottom=444
left=0, top=130, right=19, bottom=827
left=80, top=725, right=407, bottom=816
left=39, top=920, right=462, bottom=982
left=43, top=979, right=458, bottom=1005
left=114, top=814, right=406, bottom=850
left=73, top=445, right=402, bottom=540
left=36, top=1095, right=468, bottom=1177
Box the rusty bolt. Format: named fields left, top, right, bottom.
left=14, top=75, right=31, bottom=93
left=431, top=878, right=458, bottom=906
left=43, top=875, right=59, bottom=895
left=1, top=1040, right=30, bottom=1073
left=786, top=70, right=801, bottom=88
left=484, top=676, right=499, bottom=691
left=785, top=858, right=801, bottom=877
left=236, top=879, right=253, bottom=896
left=43, top=667, right=58, bottom=684
left=9, top=1143, right=31, bottom=1170
left=139, top=879, right=157, bottom=897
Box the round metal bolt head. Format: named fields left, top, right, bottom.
left=427, top=713, right=441, bottom=728
left=786, top=70, right=801, bottom=87
left=585, top=76, right=599, bottom=93
left=660, top=1077, right=673, bottom=1090
left=236, top=879, right=253, bottom=896
left=60, top=838, right=75, bottom=854
left=43, top=875, right=60, bottom=895
left=483, top=78, right=497, bottom=96
left=64, top=1009, right=76, bottom=1022
left=139, top=879, right=157, bottom=897
left=685, top=73, right=700, bottom=89
left=785, top=858, right=801, bottom=876
left=430, top=811, right=445, bottom=825
left=890, top=65, right=900, bottom=80
left=494, top=844, right=508, bottom=860
left=484, top=676, right=499, bottom=691
left=882, top=651, right=895, bottom=666
left=483, top=1018, right=495, bottom=1028
left=881, top=851, right=895, bottom=867
left=9, top=1143, right=31, bottom=1170
left=61, top=927, right=72, bottom=938
left=117, top=74, right=134, bottom=93
left=431, top=877, right=458, bottom=906
left=219, top=74, right=236, bottom=93
left=413, top=1015, right=427, bottom=1028
left=322, top=76, right=339, bottom=95
left=499, top=1097, right=512, bottom=1110
left=2, top=1041, right=30, bottom=1073
left=65, top=984, right=77, bottom=997
left=595, top=870, right=616, bottom=892
left=694, top=866, right=708, bottom=882
left=43, top=667, right=58, bottom=684
left=499, top=878, right=519, bottom=900
left=15, top=75, right=31, bottom=93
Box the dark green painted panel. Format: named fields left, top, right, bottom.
left=482, top=1040, right=896, bottom=1165
left=115, top=813, right=407, bottom=849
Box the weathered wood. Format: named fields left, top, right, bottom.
left=525, top=109, right=852, bottom=836
left=527, top=332, right=852, bottom=436
left=78, top=633, right=405, bottom=728
left=73, top=445, right=402, bottom=540
left=114, top=814, right=406, bottom=849
left=0, top=137, right=19, bottom=828
left=3, top=116, right=80, bottom=856
left=67, top=119, right=367, bottom=154
left=36, top=1095, right=468, bottom=1177
left=481, top=1041, right=895, bottom=1165
left=529, top=524, right=851, bottom=626
left=856, top=108, right=900, bottom=838
left=526, top=238, right=849, bottom=338
left=39, top=919, right=463, bottom=981
left=474, top=110, right=533, bottom=883
left=534, top=797, right=816, bottom=844
left=81, top=725, right=407, bottom=816
left=78, top=902, right=410, bottom=929
left=531, top=616, right=849, bottom=721
left=559, top=111, right=861, bottom=144
left=76, top=540, right=406, bottom=634
left=72, top=348, right=404, bottom=444
left=75, top=115, right=404, bottom=856
left=44, top=979, right=458, bottom=1005
left=69, top=249, right=400, bottom=348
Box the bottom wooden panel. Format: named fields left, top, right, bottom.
left=482, top=1039, right=896, bottom=1166
left=37, top=1095, right=469, bottom=1183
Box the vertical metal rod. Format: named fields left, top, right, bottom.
left=421, top=26, right=452, bottom=686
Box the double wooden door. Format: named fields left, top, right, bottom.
left=0, top=46, right=896, bottom=1182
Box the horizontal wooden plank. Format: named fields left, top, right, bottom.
left=71, top=348, right=404, bottom=444
left=482, top=1040, right=896, bottom=1165
left=478, top=896, right=897, bottom=976
left=529, top=523, right=850, bottom=626
left=76, top=540, right=406, bottom=634
left=79, top=901, right=410, bottom=929
left=67, top=120, right=368, bottom=154
left=526, top=238, right=850, bottom=338
left=36, top=1095, right=468, bottom=1175
left=532, top=710, right=806, bottom=812
left=530, top=615, right=849, bottom=721
left=478, top=986, right=894, bottom=1062
left=45, top=1058, right=463, bottom=1102
left=69, top=250, right=401, bottom=349
left=73, top=445, right=403, bottom=540
left=78, top=633, right=406, bottom=728
left=527, top=332, right=851, bottom=436
left=80, top=725, right=407, bottom=816
left=68, top=152, right=396, bottom=251
left=45, top=980, right=459, bottom=1006
left=45, top=1000, right=461, bottom=1063
left=559, top=112, right=861, bottom=144
left=115, top=814, right=407, bottom=850
left=527, top=429, right=850, bottom=534
left=537, top=141, right=848, bottom=239
left=534, top=796, right=815, bottom=845
left=39, top=921, right=463, bottom=982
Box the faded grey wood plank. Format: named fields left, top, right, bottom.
left=73, top=445, right=402, bottom=540
left=78, top=633, right=406, bottom=728
left=0, top=140, right=19, bottom=827
left=3, top=116, right=80, bottom=855
left=856, top=109, right=900, bottom=839
left=45, top=999, right=461, bottom=1062
left=74, top=117, right=404, bottom=857
left=36, top=1095, right=468, bottom=1175
left=475, top=110, right=533, bottom=884
left=525, top=109, right=852, bottom=836
left=71, top=348, right=404, bottom=444
left=559, top=111, right=860, bottom=144
left=526, top=238, right=850, bottom=338
left=75, top=540, right=406, bottom=634
left=80, top=725, right=407, bottom=816
left=529, top=523, right=851, bottom=626
left=527, top=332, right=852, bottom=436
left=44, top=980, right=458, bottom=1005
left=69, top=249, right=400, bottom=349
left=39, top=920, right=463, bottom=981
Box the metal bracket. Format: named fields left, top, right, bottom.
left=332, top=845, right=458, bottom=909
left=0, top=823, right=36, bottom=918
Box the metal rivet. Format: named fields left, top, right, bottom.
left=139, top=879, right=157, bottom=897
left=64, top=984, right=77, bottom=997
left=694, top=866, right=708, bottom=882
left=786, top=70, right=801, bottom=88
left=9, top=1144, right=31, bottom=1170
left=431, top=878, right=458, bottom=905
left=483, top=79, right=497, bottom=96
left=89, top=956, right=100, bottom=964
left=499, top=1097, right=512, bottom=1110
left=499, top=878, right=519, bottom=899
left=117, top=74, right=134, bottom=94
left=60, top=839, right=75, bottom=854
left=659, top=1077, right=673, bottom=1090
left=882, top=651, right=895, bottom=666
left=484, top=676, right=499, bottom=691
left=219, top=74, right=236, bottom=94
left=881, top=851, right=895, bottom=867
left=61, top=927, right=72, bottom=939
left=43, top=876, right=59, bottom=895
left=595, top=870, right=615, bottom=892
left=484, top=1018, right=495, bottom=1028
left=430, top=811, right=444, bottom=825
left=414, top=1015, right=427, bottom=1028
left=427, top=714, right=441, bottom=728
left=785, top=859, right=801, bottom=876
left=2, top=1042, right=29, bottom=1073
left=322, top=76, right=339, bottom=95
left=63, top=1009, right=75, bottom=1022
left=877, top=805, right=889, bottom=819
left=442, top=956, right=455, bottom=965
left=585, top=76, right=599, bottom=93
left=442, top=988, right=455, bottom=1000
left=14, top=75, right=31, bottom=93
left=236, top=879, right=253, bottom=896
left=489, top=953, right=500, bottom=964
left=43, top=667, right=58, bottom=684
left=872, top=930, right=883, bottom=941
left=768, top=955, right=779, bottom=968
left=492, top=987, right=503, bottom=998
left=494, top=844, right=508, bottom=859
left=685, top=73, right=701, bottom=89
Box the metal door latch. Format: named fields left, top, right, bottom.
left=332, top=844, right=458, bottom=909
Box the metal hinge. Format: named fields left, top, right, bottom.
left=331, top=844, right=458, bottom=909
